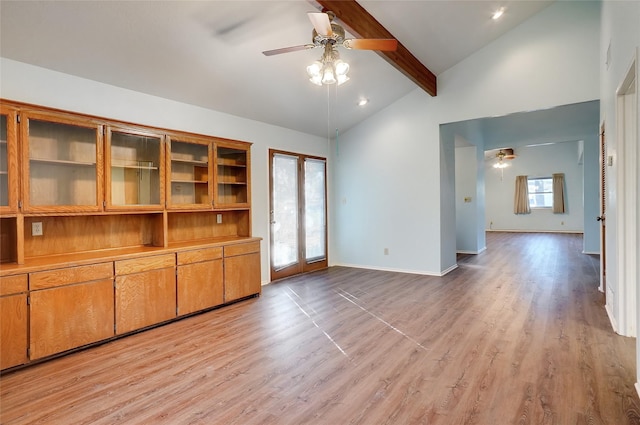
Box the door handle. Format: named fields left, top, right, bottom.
left=597, top=215, right=605, bottom=222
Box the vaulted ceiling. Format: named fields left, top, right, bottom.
left=0, top=1, right=554, bottom=138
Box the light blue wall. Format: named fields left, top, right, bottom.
left=332, top=1, right=600, bottom=275
left=455, top=146, right=482, bottom=253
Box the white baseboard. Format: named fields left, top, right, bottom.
left=336, top=262, right=454, bottom=277
left=457, top=246, right=487, bottom=255
left=582, top=250, right=601, bottom=255
left=605, top=303, right=619, bottom=334
left=486, top=229, right=583, bottom=234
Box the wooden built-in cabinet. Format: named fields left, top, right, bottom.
left=224, top=241, right=261, bottom=302
left=0, top=106, right=19, bottom=214
left=1, top=106, right=20, bottom=265
left=0, top=100, right=261, bottom=371
left=215, top=142, right=250, bottom=208
left=177, top=246, right=224, bottom=316
left=105, top=126, right=164, bottom=211
left=20, top=110, right=104, bottom=213
left=167, top=135, right=212, bottom=210
left=29, top=263, right=114, bottom=360
left=115, top=254, right=176, bottom=334
left=0, top=274, right=28, bottom=369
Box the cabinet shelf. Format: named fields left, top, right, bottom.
left=30, top=158, right=96, bottom=167
left=111, top=162, right=159, bottom=170
left=172, top=158, right=208, bottom=166
left=218, top=181, right=247, bottom=185
left=217, top=160, right=246, bottom=168
left=172, top=179, right=208, bottom=184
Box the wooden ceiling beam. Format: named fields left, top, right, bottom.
left=313, top=0, right=437, bottom=96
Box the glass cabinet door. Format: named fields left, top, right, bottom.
left=0, top=106, right=18, bottom=213
left=214, top=143, right=250, bottom=207
left=21, top=112, right=103, bottom=212
left=167, top=137, right=211, bottom=209
left=106, top=127, right=164, bottom=210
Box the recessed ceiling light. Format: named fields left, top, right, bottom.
left=358, top=98, right=369, bottom=106
left=492, top=7, right=505, bottom=20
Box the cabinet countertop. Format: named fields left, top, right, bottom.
left=0, top=237, right=262, bottom=277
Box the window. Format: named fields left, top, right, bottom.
left=528, top=177, right=553, bottom=208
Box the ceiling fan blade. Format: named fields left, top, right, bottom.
left=343, top=38, right=398, bottom=51
left=308, top=12, right=333, bottom=37
left=262, top=44, right=316, bottom=56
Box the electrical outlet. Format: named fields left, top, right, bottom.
left=216, top=214, right=223, bottom=224
left=32, top=222, right=43, bottom=236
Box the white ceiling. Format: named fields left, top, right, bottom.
left=0, top=0, right=554, bottom=138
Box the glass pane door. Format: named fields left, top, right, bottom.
left=0, top=114, right=9, bottom=208
left=270, top=150, right=327, bottom=281
left=304, top=158, right=326, bottom=262
left=108, top=129, right=162, bottom=208
left=271, top=153, right=299, bottom=272
left=22, top=113, right=103, bottom=212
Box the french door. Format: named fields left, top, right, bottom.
left=269, top=150, right=327, bottom=281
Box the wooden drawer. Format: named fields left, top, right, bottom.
left=0, top=274, right=28, bottom=296
left=115, top=253, right=175, bottom=276
left=30, top=263, right=113, bottom=290
left=224, top=241, right=260, bottom=257
left=177, top=246, right=223, bottom=265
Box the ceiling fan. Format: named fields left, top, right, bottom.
left=262, top=11, right=398, bottom=57
left=262, top=11, right=398, bottom=86
left=490, top=148, right=516, bottom=169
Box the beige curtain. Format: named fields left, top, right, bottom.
left=514, top=175, right=530, bottom=214
left=552, top=173, right=565, bottom=214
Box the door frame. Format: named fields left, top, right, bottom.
left=599, top=121, right=606, bottom=298
left=613, top=51, right=638, bottom=337
left=269, top=149, right=328, bottom=281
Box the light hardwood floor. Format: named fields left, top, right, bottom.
left=2, top=232, right=640, bottom=424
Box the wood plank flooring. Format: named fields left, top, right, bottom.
left=2, top=232, right=640, bottom=424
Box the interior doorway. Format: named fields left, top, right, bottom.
left=269, top=149, right=327, bottom=281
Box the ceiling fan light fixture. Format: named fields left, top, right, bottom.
left=307, top=44, right=349, bottom=86
left=307, top=61, right=324, bottom=85
left=307, top=61, right=322, bottom=77
left=321, top=63, right=337, bottom=85
left=334, top=59, right=349, bottom=76
left=309, top=75, right=323, bottom=86
left=337, top=74, right=349, bottom=85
